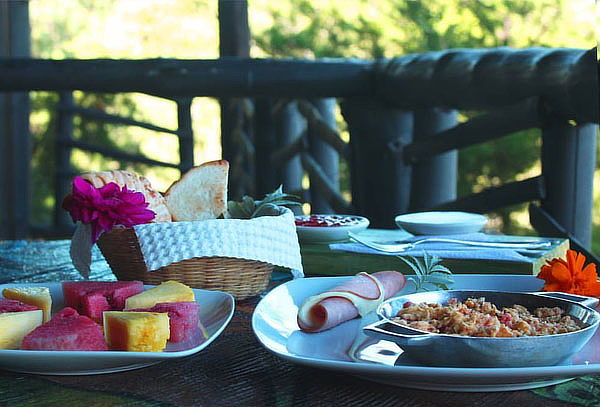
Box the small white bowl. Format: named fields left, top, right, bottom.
left=395, top=211, right=488, bottom=235
left=295, top=215, right=370, bottom=243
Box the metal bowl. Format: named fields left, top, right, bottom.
left=363, top=290, right=600, bottom=368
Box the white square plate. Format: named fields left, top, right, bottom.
left=0, top=283, right=234, bottom=375
left=252, top=275, right=600, bottom=392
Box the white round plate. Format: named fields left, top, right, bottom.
left=252, top=275, right=600, bottom=392
left=0, top=283, right=234, bottom=375
left=395, top=211, right=488, bottom=235
left=295, top=215, right=369, bottom=243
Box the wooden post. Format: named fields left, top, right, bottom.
left=218, top=0, right=252, bottom=199
left=307, top=98, right=339, bottom=213
left=275, top=101, right=305, bottom=210
left=253, top=97, right=278, bottom=196
left=176, top=97, right=194, bottom=172
left=341, top=98, right=413, bottom=228
left=54, top=92, right=75, bottom=231
left=541, top=121, right=597, bottom=248
left=0, top=0, right=31, bottom=238
left=410, top=108, right=458, bottom=210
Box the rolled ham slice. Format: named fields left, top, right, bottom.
left=297, top=271, right=406, bottom=333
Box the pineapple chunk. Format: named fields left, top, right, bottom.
left=103, top=311, right=169, bottom=352
left=124, top=281, right=195, bottom=310
left=0, top=310, right=43, bottom=349
left=3, top=287, right=52, bottom=322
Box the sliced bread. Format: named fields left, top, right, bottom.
left=165, top=160, right=229, bottom=221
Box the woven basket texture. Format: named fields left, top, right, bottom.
left=96, top=227, right=273, bottom=300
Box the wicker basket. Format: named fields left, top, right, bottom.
left=96, top=227, right=273, bottom=300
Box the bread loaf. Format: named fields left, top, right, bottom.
left=164, top=160, right=229, bottom=221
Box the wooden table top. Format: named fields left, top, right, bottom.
left=0, top=239, right=596, bottom=407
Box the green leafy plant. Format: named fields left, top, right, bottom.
left=227, top=185, right=301, bottom=219
left=398, top=252, right=454, bottom=291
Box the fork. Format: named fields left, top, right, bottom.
left=347, top=232, right=552, bottom=254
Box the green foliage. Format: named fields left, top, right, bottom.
left=227, top=186, right=302, bottom=219
left=398, top=252, right=454, bottom=291
left=30, top=91, right=148, bottom=226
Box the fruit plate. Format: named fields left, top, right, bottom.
left=252, top=275, right=600, bottom=392
left=295, top=215, right=370, bottom=243
left=0, top=283, right=234, bottom=375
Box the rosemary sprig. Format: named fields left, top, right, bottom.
left=398, top=252, right=454, bottom=292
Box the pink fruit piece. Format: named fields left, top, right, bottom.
left=0, top=299, right=39, bottom=313
left=21, top=307, right=108, bottom=351
left=62, top=281, right=144, bottom=321
left=129, top=302, right=200, bottom=343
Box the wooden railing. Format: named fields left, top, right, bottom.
left=0, top=47, right=598, bottom=263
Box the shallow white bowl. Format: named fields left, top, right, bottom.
left=395, top=211, right=488, bottom=235
left=295, top=215, right=370, bottom=243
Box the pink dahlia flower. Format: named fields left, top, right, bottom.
left=64, top=176, right=156, bottom=242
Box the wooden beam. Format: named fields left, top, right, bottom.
left=297, top=100, right=349, bottom=158
left=63, top=105, right=178, bottom=135
left=176, top=97, right=194, bottom=172
left=541, top=120, right=597, bottom=248
left=431, top=176, right=546, bottom=214
left=0, top=58, right=374, bottom=98
left=64, top=139, right=180, bottom=169
left=409, top=108, right=458, bottom=210
left=54, top=92, right=75, bottom=230
left=300, top=153, right=353, bottom=214
left=404, top=98, right=541, bottom=164
left=274, top=101, right=305, bottom=214
left=305, top=99, right=340, bottom=213
left=0, top=0, right=30, bottom=239
left=342, top=98, right=413, bottom=228
left=529, top=203, right=600, bottom=268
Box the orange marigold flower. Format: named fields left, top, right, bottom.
left=537, top=250, right=600, bottom=297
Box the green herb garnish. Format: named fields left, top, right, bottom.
left=398, top=252, right=454, bottom=291
left=227, top=185, right=301, bottom=219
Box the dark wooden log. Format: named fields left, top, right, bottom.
left=0, top=58, right=374, bottom=98
left=218, top=0, right=250, bottom=59
left=376, top=47, right=598, bottom=123
left=274, top=101, right=305, bottom=212
left=64, top=139, right=180, bottom=169
left=432, top=176, right=546, bottom=214
left=342, top=98, right=413, bottom=228
left=253, top=97, right=278, bottom=197
left=0, top=48, right=596, bottom=124
left=54, top=92, right=75, bottom=230
left=305, top=99, right=339, bottom=213
left=65, top=105, right=178, bottom=134
left=176, top=97, right=194, bottom=172
left=219, top=0, right=253, bottom=199
left=529, top=203, right=600, bottom=268
left=297, top=100, right=349, bottom=158
left=0, top=0, right=30, bottom=238
left=541, top=121, right=597, bottom=248
left=300, top=153, right=353, bottom=214
left=404, top=98, right=541, bottom=164
left=409, top=108, right=457, bottom=210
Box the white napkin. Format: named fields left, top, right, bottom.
left=330, top=233, right=539, bottom=263
left=133, top=208, right=304, bottom=278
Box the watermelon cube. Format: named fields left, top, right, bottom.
left=62, top=281, right=144, bottom=321
left=0, top=298, right=40, bottom=313
left=21, top=307, right=108, bottom=351
left=129, top=302, right=200, bottom=342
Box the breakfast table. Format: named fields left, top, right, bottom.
left=0, top=239, right=598, bottom=407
